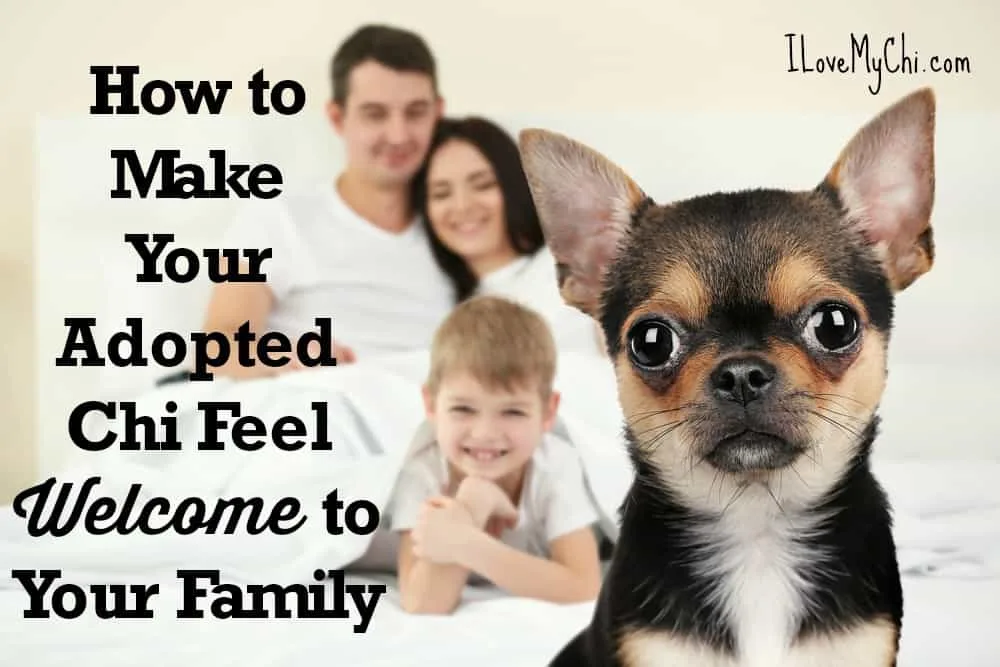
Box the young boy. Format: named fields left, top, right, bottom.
left=387, top=295, right=603, bottom=615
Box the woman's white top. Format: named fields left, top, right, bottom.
left=476, top=247, right=602, bottom=354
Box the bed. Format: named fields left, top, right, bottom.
left=20, top=110, right=1000, bottom=665
left=2, top=351, right=999, bottom=666
left=1, top=572, right=996, bottom=666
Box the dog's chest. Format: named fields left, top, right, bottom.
left=622, top=506, right=896, bottom=666
left=700, top=512, right=812, bottom=666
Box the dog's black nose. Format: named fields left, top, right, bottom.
left=710, top=356, right=776, bottom=406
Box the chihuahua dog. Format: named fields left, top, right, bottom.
left=517, top=88, right=936, bottom=667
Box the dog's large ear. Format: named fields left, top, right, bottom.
left=518, top=129, right=648, bottom=318
left=823, top=87, right=936, bottom=292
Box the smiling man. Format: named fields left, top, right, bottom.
left=201, top=25, right=455, bottom=377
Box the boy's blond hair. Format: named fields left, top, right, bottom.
left=426, top=296, right=557, bottom=398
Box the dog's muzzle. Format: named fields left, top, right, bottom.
left=705, top=430, right=803, bottom=473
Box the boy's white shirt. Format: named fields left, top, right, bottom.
left=355, top=420, right=602, bottom=578
left=221, top=183, right=456, bottom=357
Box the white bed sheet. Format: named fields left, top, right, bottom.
left=1, top=568, right=998, bottom=667
left=3, top=353, right=999, bottom=666
left=4, top=455, right=1000, bottom=667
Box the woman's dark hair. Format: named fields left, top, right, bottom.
left=413, top=116, right=545, bottom=303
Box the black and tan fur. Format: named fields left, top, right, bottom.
left=517, top=88, right=937, bottom=666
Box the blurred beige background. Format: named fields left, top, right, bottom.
left=1, top=0, right=997, bottom=502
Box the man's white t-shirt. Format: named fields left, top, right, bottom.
left=354, top=421, right=601, bottom=578
left=221, top=184, right=456, bottom=357
left=477, top=248, right=602, bottom=354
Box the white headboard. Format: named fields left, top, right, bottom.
left=36, top=109, right=1000, bottom=474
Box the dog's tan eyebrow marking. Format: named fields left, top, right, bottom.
left=767, top=254, right=864, bottom=318
left=644, top=260, right=711, bottom=323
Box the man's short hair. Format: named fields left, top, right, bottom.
left=426, top=296, right=557, bottom=399
left=330, top=24, right=438, bottom=104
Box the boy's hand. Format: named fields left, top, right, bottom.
left=484, top=515, right=513, bottom=539
left=411, top=496, right=478, bottom=564
left=454, top=476, right=519, bottom=530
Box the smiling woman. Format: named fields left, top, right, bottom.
left=415, top=116, right=605, bottom=354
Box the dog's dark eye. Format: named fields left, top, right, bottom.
left=806, top=303, right=860, bottom=351
left=627, top=319, right=679, bottom=369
